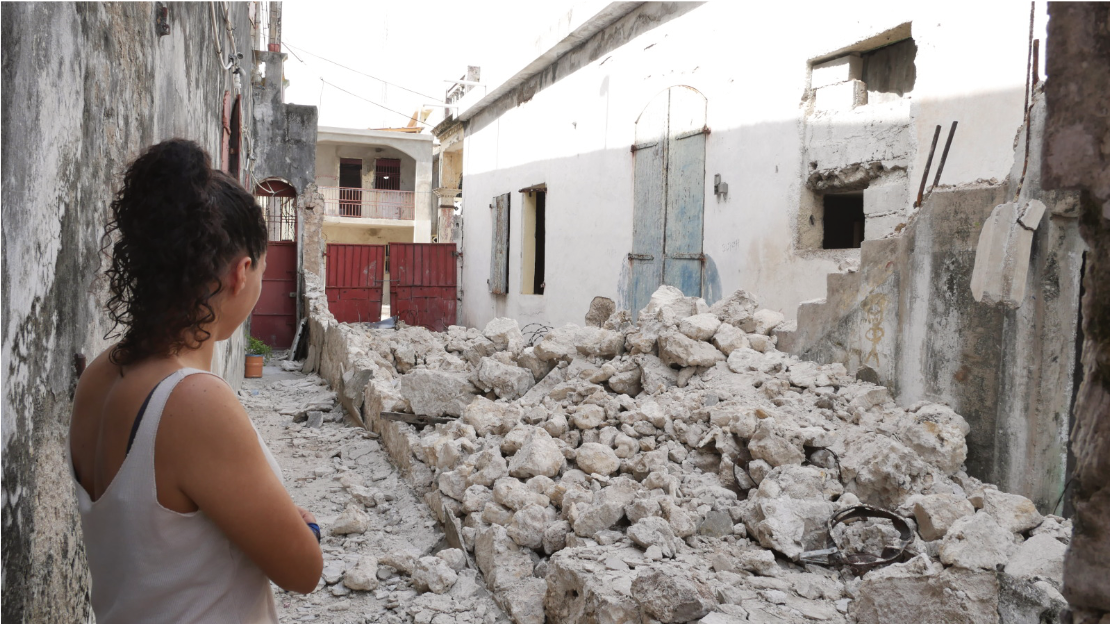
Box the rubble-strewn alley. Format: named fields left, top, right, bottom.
left=241, top=365, right=510, bottom=623
left=292, top=276, right=1074, bottom=624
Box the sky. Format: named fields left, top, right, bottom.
left=281, top=1, right=576, bottom=131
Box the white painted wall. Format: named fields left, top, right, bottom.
left=456, top=2, right=1042, bottom=330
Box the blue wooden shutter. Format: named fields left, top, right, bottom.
left=630, top=92, right=669, bottom=318
left=663, top=88, right=707, bottom=297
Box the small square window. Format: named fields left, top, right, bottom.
left=822, top=193, right=865, bottom=249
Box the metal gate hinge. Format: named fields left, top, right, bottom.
left=628, top=253, right=654, bottom=261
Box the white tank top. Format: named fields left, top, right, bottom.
left=71, top=368, right=282, bottom=624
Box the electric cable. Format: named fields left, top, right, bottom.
left=283, top=40, right=442, bottom=102
left=318, top=79, right=433, bottom=127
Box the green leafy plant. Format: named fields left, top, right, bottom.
left=247, top=336, right=272, bottom=361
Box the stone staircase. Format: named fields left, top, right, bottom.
left=775, top=235, right=903, bottom=358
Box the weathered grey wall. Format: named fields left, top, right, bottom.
left=1, top=3, right=254, bottom=620
left=781, top=91, right=1085, bottom=513
left=1041, top=3, right=1110, bottom=618
left=251, top=50, right=317, bottom=194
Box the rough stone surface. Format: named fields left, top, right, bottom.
left=343, top=555, right=380, bottom=591
left=1005, top=533, right=1066, bottom=585
left=413, top=556, right=459, bottom=594
left=507, top=428, right=565, bottom=479
left=630, top=567, right=715, bottom=623
left=939, top=513, right=1020, bottom=570
left=853, top=558, right=1001, bottom=624
left=575, top=443, right=620, bottom=476
left=980, top=489, right=1044, bottom=534
left=400, top=369, right=477, bottom=417
left=914, top=494, right=976, bottom=541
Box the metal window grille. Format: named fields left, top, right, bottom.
left=255, top=179, right=297, bottom=242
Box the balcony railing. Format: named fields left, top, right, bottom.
left=320, top=186, right=415, bottom=220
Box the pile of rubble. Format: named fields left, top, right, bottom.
left=303, top=282, right=1071, bottom=624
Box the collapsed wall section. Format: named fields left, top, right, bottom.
left=302, top=272, right=1070, bottom=623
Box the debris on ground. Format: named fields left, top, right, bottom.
left=240, top=370, right=510, bottom=624
left=296, top=279, right=1071, bottom=624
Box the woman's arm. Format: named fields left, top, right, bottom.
left=158, top=374, right=323, bottom=593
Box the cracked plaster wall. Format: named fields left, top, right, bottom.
left=453, top=2, right=1038, bottom=331
left=1, top=3, right=254, bottom=620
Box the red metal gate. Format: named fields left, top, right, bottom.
left=390, top=243, right=457, bottom=332
left=252, top=241, right=297, bottom=348
left=326, top=244, right=386, bottom=323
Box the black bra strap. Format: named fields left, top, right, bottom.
left=125, top=373, right=175, bottom=456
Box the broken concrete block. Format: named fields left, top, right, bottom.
left=630, top=567, right=716, bottom=623
left=502, top=577, right=547, bottom=624
left=896, top=404, right=970, bottom=475
left=477, top=357, right=535, bottom=401
left=678, top=313, right=722, bottom=341
left=493, top=477, right=550, bottom=511
left=970, top=199, right=1047, bottom=308
left=575, top=442, right=621, bottom=476
left=710, top=288, right=759, bottom=327
left=740, top=309, right=786, bottom=335
left=507, top=503, right=549, bottom=550
left=913, top=493, right=976, bottom=541
left=1004, top=533, right=1066, bottom=586
left=412, top=556, right=458, bottom=594
left=741, top=498, right=836, bottom=560
left=399, top=369, right=477, bottom=417
left=638, top=354, right=678, bottom=394
left=585, top=296, right=617, bottom=327
left=659, top=330, right=726, bottom=368
left=483, top=317, right=525, bottom=354
left=980, top=489, right=1044, bottom=534
left=508, top=428, right=565, bottom=479
left=852, top=557, right=1000, bottom=624
left=711, top=322, right=749, bottom=355
left=628, top=516, right=680, bottom=558
left=474, top=525, right=534, bottom=592
left=331, top=503, right=371, bottom=535
left=939, top=512, right=1021, bottom=570
left=835, top=430, right=932, bottom=508
left=342, top=555, right=379, bottom=591
left=642, top=285, right=699, bottom=324
left=544, top=551, right=640, bottom=624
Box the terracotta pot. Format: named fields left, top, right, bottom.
left=245, top=354, right=264, bottom=378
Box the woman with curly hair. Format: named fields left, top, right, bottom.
left=68, top=139, right=322, bottom=623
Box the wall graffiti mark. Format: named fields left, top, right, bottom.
left=861, top=293, right=888, bottom=368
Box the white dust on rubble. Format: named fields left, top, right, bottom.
left=321, top=285, right=1071, bottom=624
left=240, top=372, right=510, bottom=624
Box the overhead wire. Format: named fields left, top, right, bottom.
left=282, top=40, right=442, bottom=102
left=317, top=79, right=434, bottom=127
left=279, top=39, right=435, bottom=128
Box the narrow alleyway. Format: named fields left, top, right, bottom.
left=240, top=362, right=509, bottom=623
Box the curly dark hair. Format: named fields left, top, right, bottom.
left=104, top=139, right=268, bottom=367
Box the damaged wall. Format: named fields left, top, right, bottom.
left=1041, top=2, right=1110, bottom=619
left=1, top=3, right=255, bottom=620
left=778, top=91, right=1085, bottom=513
left=453, top=2, right=1039, bottom=331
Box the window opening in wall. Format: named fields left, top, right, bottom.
left=521, top=188, right=546, bottom=295
left=822, top=192, right=865, bottom=249
left=255, top=179, right=297, bottom=242
left=861, top=38, right=916, bottom=97
left=229, top=95, right=242, bottom=182
left=339, top=158, right=362, bottom=217
left=375, top=158, right=401, bottom=190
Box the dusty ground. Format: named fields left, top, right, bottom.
left=241, top=363, right=509, bottom=624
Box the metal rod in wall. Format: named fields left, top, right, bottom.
left=931, top=121, right=959, bottom=191
left=916, top=124, right=942, bottom=208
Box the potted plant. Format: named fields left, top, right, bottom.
left=245, top=336, right=271, bottom=378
